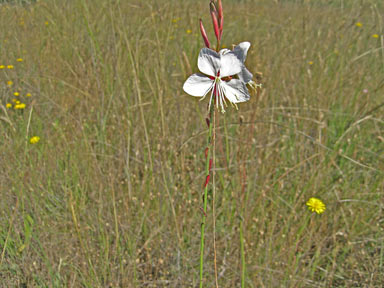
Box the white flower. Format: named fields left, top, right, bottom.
left=183, top=47, right=250, bottom=112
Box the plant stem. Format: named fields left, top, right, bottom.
left=240, top=219, right=246, bottom=288
left=213, top=110, right=219, bottom=288
left=199, top=105, right=214, bottom=288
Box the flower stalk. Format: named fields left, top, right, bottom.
left=199, top=105, right=214, bottom=288
left=183, top=1, right=257, bottom=286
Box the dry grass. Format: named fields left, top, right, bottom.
left=1, top=0, right=384, bottom=287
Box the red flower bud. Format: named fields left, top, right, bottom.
left=218, top=0, right=223, bottom=20
left=205, top=147, right=209, bottom=158
left=199, top=19, right=210, bottom=48
left=219, top=16, right=223, bottom=39
left=204, top=174, right=210, bottom=187
left=209, top=159, right=212, bottom=171
left=210, top=3, right=220, bottom=41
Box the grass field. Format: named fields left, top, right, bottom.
left=1, top=0, right=384, bottom=287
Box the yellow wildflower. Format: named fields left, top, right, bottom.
left=30, top=136, right=40, bottom=144
left=7, top=80, right=13, bottom=86
left=16, top=58, right=23, bottom=62
left=0, top=65, right=4, bottom=69
left=372, top=34, right=379, bottom=39
left=306, top=197, right=326, bottom=214
left=355, top=22, right=362, bottom=27
left=14, top=92, right=20, bottom=96
left=26, top=93, right=32, bottom=97
left=7, top=65, right=14, bottom=69
left=186, top=29, right=192, bottom=34
left=45, top=21, right=49, bottom=26
left=12, top=99, right=17, bottom=103
left=6, top=103, right=12, bottom=108
left=308, top=61, right=314, bottom=65
left=15, top=100, right=20, bottom=104
left=14, top=103, right=26, bottom=109
left=172, top=18, right=180, bottom=23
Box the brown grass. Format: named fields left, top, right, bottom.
left=0, top=0, right=384, bottom=287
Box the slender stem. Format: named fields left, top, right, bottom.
left=213, top=110, right=219, bottom=288
left=240, top=220, right=246, bottom=288
left=216, top=40, right=221, bottom=52
left=199, top=105, right=214, bottom=288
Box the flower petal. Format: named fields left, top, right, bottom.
left=198, top=48, right=220, bottom=77
left=221, top=79, right=250, bottom=103
left=233, top=42, right=253, bottom=83
left=238, top=67, right=253, bottom=83
left=183, top=73, right=214, bottom=97
left=219, top=52, right=243, bottom=77
left=233, top=42, right=251, bottom=63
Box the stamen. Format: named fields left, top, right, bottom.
left=215, top=84, right=220, bottom=108
left=207, top=83, right=215, bottom=111
left=216, top=84, right=225, bottom=113
left=218, top=84, right=223, bottom=112
left=220, top=84, right=227, bottom=108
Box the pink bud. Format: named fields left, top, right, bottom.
left=209, top=159, right=212, bottom=171
left=219, top=16, right=223, bottom=39
left=204, top=175, right=210, bottom=187
left=218, top=0, right=223, bottom=19
left=210, top=3, right=220, bottom=41
left=199, top=19, right=210, bottom=48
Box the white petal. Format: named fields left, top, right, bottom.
left=238, top=67, right=253, bottom=83
left=219, top=52, right=243, bottom=77
left=183, top=73, right=214, bottom=97
left=233, top=42, right=253, bottom=83
left=221, top=79, right=250, bottom=103
left=197, top=48, right=220, bottom=77
left=233, top=42, right=251, bottom=63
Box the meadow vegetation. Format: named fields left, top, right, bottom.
left=1, top=0, right=384, bottom=286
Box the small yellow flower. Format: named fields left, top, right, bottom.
left=15, top=100, right=21, bottom=104
left=30, top=136, right=40, bottom=144
left=16, top=58, right=23, bottom=62
left=172, top=18, right=180, bottom=23
left=0, top=65, right=4, bottom=69
left=7, top=65, right=14, bottom=69
left=12, top=99, right=18, bottom=103
left=14, top=92, right=20, bottom=96
left=306, top=197, right=326, bottom=214
left=308, top=61, right=314, bottom=65
left=14, top=103, right=26, bottom=109
left=6, top=103, right=12, bottom=108
left=355, top=22, right=362, bottom=27
left=372, top=34, right=379, bottom=39
left=26, top=93, right=32, bottom=97
left=45, top=21, right=49, bottom=26
left=186, top=29, right=192, bottom=34
left=7, top=80, right=13, bottom=86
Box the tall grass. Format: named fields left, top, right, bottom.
left=1, top=0, right=384, bottom=286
